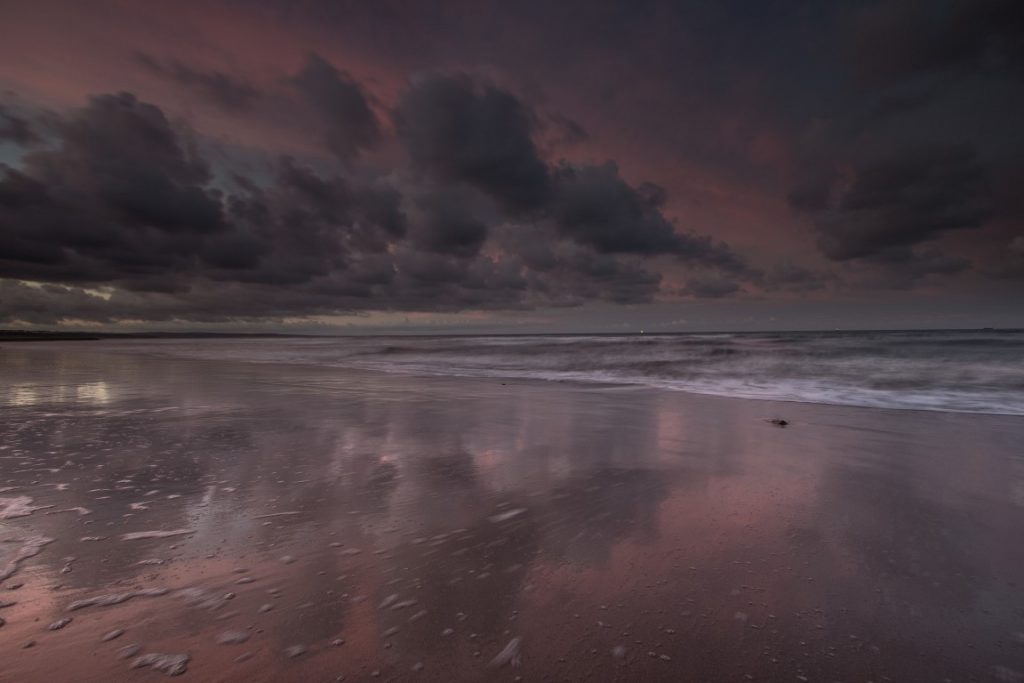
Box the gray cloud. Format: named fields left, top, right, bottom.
left=790, top=144, right=993, bottom=261
left=681, top=275, right=740, bottom=299
left=0, top=104, right=38, bottom=145
left=289, top=53, right=381, bottom=161
left=135, top=53, right=260, bottom=112
left=0, top=81, right=746, bottom=325
left=408, top=187, right=489, bottom=258
left=848, top=247, right=972, bottom=290
left=0, top=92, right=223, bottom=286
left=759, top=263, right=834, bottom=293
left=394, top=73, right=550, bottom=212
left=852, top=0, right=1024, bottom=86
left=548, top=161, right=745, bottom=272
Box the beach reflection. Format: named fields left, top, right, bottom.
left=0, top=345, right=1022, bottom=682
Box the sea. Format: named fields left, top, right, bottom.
left=93, top=329, right=1024, bottom=416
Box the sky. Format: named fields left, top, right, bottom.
left=0, top=0, right=1022, bottom=333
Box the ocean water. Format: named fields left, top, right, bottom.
left=97, top=329, right=1024, bottom=416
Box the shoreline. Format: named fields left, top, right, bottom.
left=9, top=338, right=1024, bottom=420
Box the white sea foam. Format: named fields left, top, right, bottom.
left=0, top=497, right=53, bottom=520
left=0, top=536, right=53, bottom=583
left=93, top=331, right=1024, bottom=415
left=67, top=587, right=169, bottom=611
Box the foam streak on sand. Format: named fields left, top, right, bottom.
left=488, top=637, right=522, bottom=669
left=67, top=588, right=169, bottom=611
left=0, top=497, right=54, bottom=520
left=489, top=508, right=526, bottom=523
left=131, top=653, right=189, bottom=676
left=121, top=529, right=194, bottom=541
left=47, top=507, right=92, bottom=516
left=0, top=536, right=53, bottom=583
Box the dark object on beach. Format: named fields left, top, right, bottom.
left=769, top=418, right=789, bottom=427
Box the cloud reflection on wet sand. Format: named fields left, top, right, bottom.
left=1, top=344, right=1022, bottom=681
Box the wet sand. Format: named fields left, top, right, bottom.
left=1, top=343, right=1023, bottom=682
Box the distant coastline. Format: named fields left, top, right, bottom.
left=1, top=327, right=1020, bottom=342
left=0, top=330, right=303, bottom=342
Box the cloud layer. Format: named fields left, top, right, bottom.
left=1, top=67, right=751, bottom=324
left=0, top=0, right=1021, bottom=328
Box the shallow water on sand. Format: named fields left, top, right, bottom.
left=1, top=344, right=1023, bottom=681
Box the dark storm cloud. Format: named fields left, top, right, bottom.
left=548, top=162, right=676, bottom=254
left=882, top=248, right=970, bottom=278
left=854, top=247, right=972, bottom=290
left=289, top=53, right=381, bottom=161
left=0, top=93, right=391, bottom=292
left=0, top=92, right=224, bottom=285
left=48, top=92, right=222, bottom=233
left=543, top=113, right=589, bottom=149
left=759, top=264, right=834, bottom=293
left=989, top=236, right=1024, bottom=280
left=394, top=73, right=550, bottom=212
left=3, top=0, right=1023, bottom=330
left=212, top=158, right=403, bottom=286
left=790, top=144, right=993, bottom=261
left=548, top=162, right=745, bottom=271
left=852, top=0, right=1024, bottom=86
left=392, top=74, right=749, bottom=273
left=498, top=224, right=663, bottom=305
left=681, top=275, right=740, bottom=299
left=1, top=80, right=743, bottom=324
left=135, top=53, right=260, bottom=112
left=408, top=187, right=488, bottom=258
left=779, top=0, right=1023, bottom=294
left=846, top=87, right=936, bottom=138
left=0, top=104, right=38, bottom=145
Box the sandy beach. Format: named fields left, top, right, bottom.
left=1, top=342, right=1023, bottom=682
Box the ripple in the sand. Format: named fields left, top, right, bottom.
left=131, top=652, right=190, bottom=676
left=176, top=587, right=232, bottom=611
left=48, top=617, right=73, bottom=630
left=116, top=644, right=142, bottom=659
left=217, top=630, right=250, bottom=645
left=488, top=637, right=522, bottom=669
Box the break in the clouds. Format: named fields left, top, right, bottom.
left=0, top=0, right=1022, bottom=329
